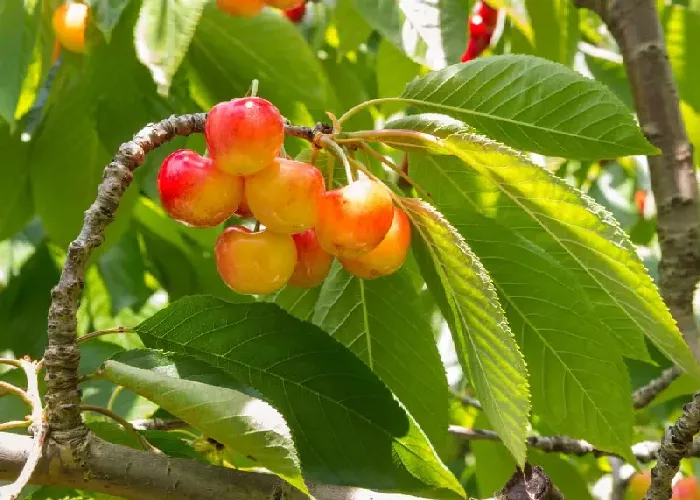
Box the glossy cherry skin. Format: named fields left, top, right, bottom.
left=477, top=2, right=499, bottom=31
left=245, top=158, right=325, bottom=234
left=284, top=2, right=306, bottom=22
left=157, top=149, right=243, bottom=228
left=289, top=229, right=334, bottom=288
left=461, top=35, right=491, bottom=62
left=215, top=226, right=297, bottom=295
left=626, top=471, right=651, bottom=500
left=216, top=0, right=265, bottom=17
left=315, top=178, right=394, bottom=258
left=340, top=207, right=411, bottom=279
left=235, top=191, right=253, bottom=219
left=205, top=97, right=284, bottom=176
left=52, top=2, right=88, bottom=53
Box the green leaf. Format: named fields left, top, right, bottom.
left=91, top=0, right=132, bottom=40
left=351, top=0, right=467, bottom=69
left=134, top=0, right=208, bottom=94
left=402, top=198, right=530, bottom=466
left=0, top=0, right=38, bottom=125
left=376, top=39, right=421, bottom=116
left=133, top=295, right=465, bottom=498
left=335, top=0, right=373, bottom=54
left=582, top=50, right=634, bottom=110
left=29, top=66, right=109, bottom=247
left=385, top=114, right=696, bottom=379
left=400, top=55, right=657, bottom=159
left=663, top=5, right=700, bottom=111
left=188, top=8, right=328, bottom=117
left=0, top=245, right=59, bottom=359
left=525, top=0, right=579, bottom=66
left=272, top=261, right=449, bottom=454
left=0, top=124, right=32, bottom=240
left=101, top=349, right=308, bottom=495
left=97, top=228, right=150, bottom=315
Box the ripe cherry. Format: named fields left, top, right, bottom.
left=634, top=189, right=647, bottom=216
left=215, top=226, right=297, bottom=295
left=245, top=158, right=325, bottom=234
left=52, top=2, right=89, bottom=54
left=340, top=207, right=411, bottom=279
left=478, top=2, right=499, bottom=31
left=289, top=229, right=334, bottom=288
left=672, top=477, right=700, bottom=500
left=157, top=149, right=243, bottom=228
left=284, top=3, right=306, bottom=23
left=315, top=178, right=394, bottom=258
left=267, top=0, right=304, bottom=8
left=205, top=97, right=284, bottom=176
left=461, top=35, right=491, bottom=62
left=627, top=471, right=651, bottom=500
left=216, top=0, right=265, bottom=17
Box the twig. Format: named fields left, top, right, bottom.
left=106, top=386, right=123, bottom=412
left=282, top=121, right=334, bottom=146
left=129, top=418, right=191, bottom=432
left=644, top=394, right=700, bottom=500
left=0, top=420, right=31, bottom=431
left=0, top=382, right=31, bottom=408
left=633, top=366, right=682, bottom=409
left=77, top=326, right=133, bottom=345
left=0, top=359, right=21, bottom=369
left=450, top=391, right=483, bottom=411
left=0, top=359, right=46, bottom=500
left=609, top=457, right=629, bottom=500
left=80, top=405, right=162, bottom=455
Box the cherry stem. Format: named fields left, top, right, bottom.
left=358, top=143, right=430, bottom=199
left=327, top=154, right=335, bottom=188
left=320, top=135, right=354, bottom=183
left=77, top=326, right=133, bottom=345
left=0, top=381, right=31, bottom=408
left=337, top=98, right=413, bottom=126
left=80, top=404, right=163, bottom=455
left=0, top=419, right=31, bottom=431
left=249, top=79, right=259, bottom=97
left=254, top=220, right=261, bottom=232
left=107, top=385, right=124, bottom=412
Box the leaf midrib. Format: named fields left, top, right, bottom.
left=139, top=305, right=447, bottom=474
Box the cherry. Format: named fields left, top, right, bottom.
left=284, top=3, right=306, bottom=23
left=340, top=207, right=411, bottom=279
left=634, top=189, right=647, bottom=216
left=205, top=97, right=285, bottom=176
left=469, top=13, right=490, bottom=38
left=673, top=477, right=700, bottom=500
left=267, top=0, right=304, bottom=8
left=216, top=0, right=265, bottom=17
left=478, top=2, right=499, bottom=31
left=215, top=226, right=297, bottom=295
left=461, top=35, right=491, bottom=62
left=52, top=2, right=88, bottom=54
left=289, top=229, right=334, bottom=288
left=157, top=149, right=243, bottom=228
left=245, top=158, right=325, bottom=234
left=627, top=471, right=651, bottom=500
left=315, top=178, right=394, bottom=258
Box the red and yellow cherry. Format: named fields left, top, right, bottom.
left=52, top=2, right=89, bottom=54
left=215, top=226, right=297, bottom=295
left=157, top=149, right=243, bottom=228
left=284, top=2, right=306, bottom=22
left=216, top=0, right=265, bottom=17
left=289, top=229, right=334, bottom=288
left=315, top=178, right=394, bottom=258
left=267, top=0, right=304, bottom=8
left=245, top=158, right=325, bottom=234
left=205, top=97, right=284, bottom=176
left=627, top=471, right=650, bottom=500
left=340, top=207, right=411, bottom=279
left=673, top=477, right=700, bottom=500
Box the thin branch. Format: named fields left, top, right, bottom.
left=633, top=366, right=682, bottom=409
left=0, top=382, right=31, bottom=408
left=282, top=121, right=333, bottom=146
left=0, top=359, right=46, bottom=500
left=77, top=326, right=133, bottom=345
left=0, top=432, right=430, bottom=500
left=0, top=420, right=31, bottom=432
left=44, top=113, right=209, bottom=445
left=129, top=418, right=191, bottom=432
left=80, top=405, right=161, bottom=455
left=450, top=390, right=484, bottom=411
left=0, top=359, right=22, bottom=369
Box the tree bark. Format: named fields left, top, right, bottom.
left=574, top=0, right=700, bottom=360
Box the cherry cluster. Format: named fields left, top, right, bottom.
left=217, top=0, right=307, bottom=22
left=461, top=1, right=499, bottom=62
left=157, top=97, right=411, bottom=296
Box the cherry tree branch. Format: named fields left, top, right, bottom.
left=0, top=432, right=423, bottom=500
left=633, top=366, right=682, bottom=409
